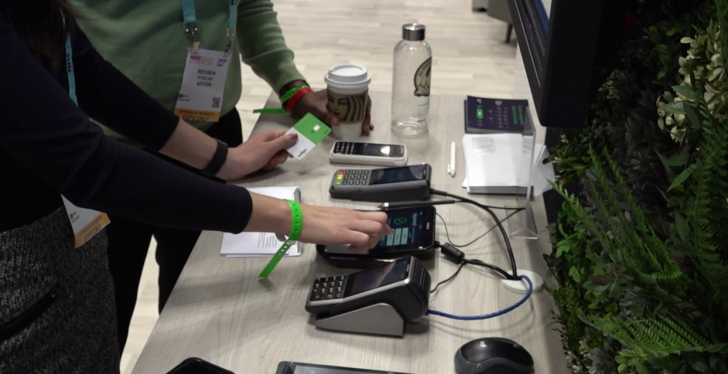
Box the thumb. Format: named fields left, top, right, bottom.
left=272, top=132, right=298, bottom=150
left=313, top=104, right=340, bottom=127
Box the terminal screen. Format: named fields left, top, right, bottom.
left=346, top=259, right=409, bottom=296
left=369, top=165, right=426, bottom=185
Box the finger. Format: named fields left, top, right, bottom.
left=323, top=111, right=339, bottom=127
left=356, top=211, right=388, bottom=226
left=353, top=219, right=386, bottom=238
left=272, top=132, right=298, bottom=150
left=345, top=231, right=374, bottom=253
left=271, top=130, right=287, bottom=139
left=271, top=153, right=288, bottom=166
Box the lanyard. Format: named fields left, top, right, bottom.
left=62, top=16, right=77, bottom=105
left=182, top=0, right=238, bottom=54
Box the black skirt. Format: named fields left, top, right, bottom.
left=0, top=208, right=120, bottom=373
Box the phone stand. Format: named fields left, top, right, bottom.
left=314, top=303, right=405, bottom=337
left=509, top=107, right=538, bottom=240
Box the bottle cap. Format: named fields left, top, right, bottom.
left=402, top=23, right=426, bottom=41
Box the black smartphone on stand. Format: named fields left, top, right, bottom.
left=316, top=206, right=437, bottom=268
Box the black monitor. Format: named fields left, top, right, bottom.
left=508, top=0, right=628, bottom=129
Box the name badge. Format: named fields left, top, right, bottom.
left=174, top=48, right=232, bottom=122
left=61, top=196, right=110, bottom=248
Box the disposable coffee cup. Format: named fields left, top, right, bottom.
left=324, top=64, right=371, bottom=139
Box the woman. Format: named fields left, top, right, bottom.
left=0, top=1, right=389, bottom=373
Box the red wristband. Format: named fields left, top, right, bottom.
left=284, top=86, right=314, bottom=112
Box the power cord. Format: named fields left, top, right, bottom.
left=427, top=276, right=533, bottom=320
left=430, top=188, right=520, bottom=280
left=436, top=210, right=521, bottom=248
left=427, top=241, right=534, bottom=319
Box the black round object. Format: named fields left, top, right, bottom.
left=454, top=337, right=534, bottom=374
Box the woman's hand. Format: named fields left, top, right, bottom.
left=295, top=204, right=392, bottom=253
left=292, top=89, right=374, bottom=136
left=245, top=193, right=392, bottom=253
left=218, top=130, right=298, bottom=182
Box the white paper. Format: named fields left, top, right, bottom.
left=461, top=139, right=555, bottom=197
left=462, top=134, right=522, bottom=190
left=220, top=186, right=302, bottom=258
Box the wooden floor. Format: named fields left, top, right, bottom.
left=121, top=0, right=517, bottom=372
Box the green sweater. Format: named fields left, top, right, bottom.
left=72, top=0, right=305, bottom=144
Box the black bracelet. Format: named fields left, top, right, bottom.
left=202, top=139, right=228, bottom=177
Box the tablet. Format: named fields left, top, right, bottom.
left=275, top=362, right=413, bottom=374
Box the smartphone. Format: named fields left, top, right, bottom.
left=166, top=357, right=234, bottom=374
left=329, top=141, right=408, bottom=167
left=276, top=361, right=413, bottom=374
left=316, top=206, right=436, bottom=267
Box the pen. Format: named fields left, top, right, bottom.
left=378, top=200, right=457, bottom=210
left=448, top=141, right=457, bottom=177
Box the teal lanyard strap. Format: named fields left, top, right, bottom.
left=181, top=0, right=200, bottom=52
left=181, top=0, right=239, bottom=54
left=62, top=14, right=77, bottom=105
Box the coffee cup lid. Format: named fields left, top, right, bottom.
left=324, top=64, right=371, bottom=90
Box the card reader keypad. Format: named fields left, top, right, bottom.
left=335, top=169, right=371, bottom=186
left=333, top=142, right=358, bottom=155
left=311, top=275, right=347, bottom=301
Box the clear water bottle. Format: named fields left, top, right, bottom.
left=391, top=23, right=432, bottom=137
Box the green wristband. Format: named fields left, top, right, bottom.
left=280, top=85, right=308, bottom=105
left=252, top=108, right=287, bottom=114
left=259, top=200, right=302, bottom=278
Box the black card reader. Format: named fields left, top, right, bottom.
left=305, top=256, right=431, bottom=337
left=328, top=164, right=432, bottom=202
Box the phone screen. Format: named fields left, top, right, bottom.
left=322, top=207, right=433, bottom=255
left=369, top=165, right=427, bottom=185
left=376, top=208, right=425, bottom=248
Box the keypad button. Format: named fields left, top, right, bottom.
left=329, top=287, right=334, bottom=294
left=326, top=294, right=333, bottom=299
left=336, top=287, right=342, bottom=292
left=334, top=293, right=342, bottom=299
left=338, top=280, right=344, bottom=287
left=313, top=294, right=321, bottom=301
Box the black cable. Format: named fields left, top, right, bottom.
left=430, top=188, right=519, bottom=280
left=436, top=210, right=521, bottom=248
left=430, top=262, right=466, bottom=293
left=464, top=259, right=510, bottom=280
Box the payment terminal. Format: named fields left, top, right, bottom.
left=305, top=256, right=431, bottom=337
left=316, top=206, right=436, bottom=268
left=328, top=164, right=432, bottom=202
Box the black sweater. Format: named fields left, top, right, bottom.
left=0, top=16, right=252, bottom=233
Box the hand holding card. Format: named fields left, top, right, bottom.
left=285, top=113, right=332, bottom=159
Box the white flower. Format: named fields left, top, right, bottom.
left=681, top=37, right=695, bottom=44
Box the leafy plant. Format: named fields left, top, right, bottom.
left=544, top=0, right=728, bottom=372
